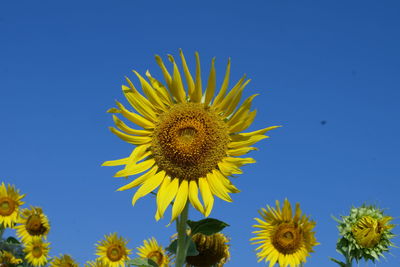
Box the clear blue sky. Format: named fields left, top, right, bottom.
left=1, top=1, right=400, bottom=266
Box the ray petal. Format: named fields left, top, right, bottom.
left=114, top=101, right=154, bottom=129
left=168, top=55, right=186, bottom=103
left=179, top=49, right=195, bottom=96
left=132, top=170, right=166, bottom=206
left=114, top=159, right=155, bottom=177
left=206, top=171, right=232, bottom=202
left=155, top=178, right=179, bottom=221
left=204, top=58, right=216, bottom=106
left=171, top=180, right=189, bottom=222
left=199, top=177, right=214, bottom=217
left=117, top=166, right=157, bottom=191
left=191, top=52, right=202, bottom=102
left=213, top=58, right=231, bottom=106
left=188, top=180, right=205, bottom=214
left=112, top=115, right=152, bottom=136
left=109, top=127, right=152, bottom=145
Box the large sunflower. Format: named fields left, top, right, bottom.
left=251, top=199, right=318, bottom=267
left=49, top=254, right=79, bottom=267
left=0, top=182, right=25, bottom=228
left=24, top=237, right=50, bottom=267
left=136, top=237, right=170, bottom=267
left=15, top=206, right=50, bottom=243
left=95, top=233, right=131, bottom=267
left=103, top=50, right=279, bottom=221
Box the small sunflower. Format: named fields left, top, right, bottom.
left=334, top=205, right=395, bottom=263
left=24, top=237, right=50, bottom=267
left=85, top=260, right=110, bottom=267
left=136, top=237, right=170, bottom=267
left=15, top=206, right=50, bottom=243
left=103, top=50, right=279, bottom=221
left=251, top=199, right=318, bottom=267
left=0, top=182, right=25, bottom=228
left=186, top=233, right=230, bottom=267
left=0, top=250, right=23, bottom=265
left=95, top=233, right=131, bottom=267
left=49, top=254, right=79, bottom=267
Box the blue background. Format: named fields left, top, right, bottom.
left=1, top=1, right=399, bottom=266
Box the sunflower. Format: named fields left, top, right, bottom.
left=186, top=233, right=230, bottom=267
left=0, top=250, right=23, bottom=265
left=136, top=237, right=170, bottom=267
left=334, top=205, right=395, bottom=263
left=251, top=199, right=318, bottom=267
left=49, top=254, right=79, bottom=267
left=95, top=233, right=131, bottom=267
left=0, top=182, right=25, bottom=228
left=15, top=206, right=50, bottom=243
left=24, top=237, right=50, bottom=267
left=103, top=50, right=279, bottom=221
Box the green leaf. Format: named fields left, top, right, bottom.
left=186, top=238, right=199, bottom=256
left=126, top=257, right=158, bottom=267
left=187, top=218, right=229, bottom=236
left=166, top=239, right=178, bottom=254
left=329, top=257, right=346, bottom=267
left=6, top=236, right=20, bottom=244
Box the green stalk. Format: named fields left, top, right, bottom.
left=345, top=256, right=352, bottom=267
left=175, top=204, right=189, bottom=267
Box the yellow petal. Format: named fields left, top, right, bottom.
left=114, top=159, right=155, bottom=177
left=224, top=157, right=256, bottom=167
left=168, top=55, right=186, bottom=103
left=191, top=52, right=202, bottom=103
left=206, top=171, right=232, bottom=202
left=224, top=79, right=251, bottom=117
left=179, top=49, right=195, bottom=96
left=171, top=180, right=189, bottom=222
left=115, top=101, right=154, bottom=129
left=228, top=135, right=268, bottom=149
left=123, top=79, right=157, bottom=121
left=204, top=58, right=216, bottom=106
left=155, top=55, right=172, bottom=88
left=227, top=94, right=258, bottom=127
left=240, top=126, right=281, bottom=137
left=117, top=166, right=157, bottom=191
left=132, top=70, right=166, bottom=111
left=214, top=170, right=240, bottom=193
left=229, top=110, right=257, bottom=133
left=199, top=177, right=214, bottom=217
left=145, top=71, right=173, bottom=105
left=132, top=170, right=166, bottom=205
left=218, top=161, right=243, bottom=176
left=213, top=58, right=231, bottom=105
left=213, top=75, right=245, bottom=112
left=109, top=127, right=152, bottom=145
left=102, top=144, right=150, bottom=167
left=155, top=178, right=179, bottom=221
left=227, top=146, right=258, bottom=157
left=112, top=115, right=152, bottom=136
left=156, top=176, right=171, bottom=217
left=188, top=180, right=204, bottom=214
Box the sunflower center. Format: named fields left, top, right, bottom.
left=272, top=223, right=302, bottom=254
left=0, top=197, right=15, bottom=216
left=152, top=103, right=229, bottom=181
left=147, top=251, right=164, bottom=266
left=26, top=215, right=47, bottom=236
left=32, top=246, right=43, bottom=258
left=106, top=245, right=124, bottom=262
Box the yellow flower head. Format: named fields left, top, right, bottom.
left=15, top=206, right=50, bottom=243
left=335, top=205, right=396, bottom=262
left=251, top=199, right=318, bottom=267
left=0, top=250, right=23, bottom=265
left=95, top=233, right=132, bottom=267
left=49, top=254, right=79, bottom=267
left=186, top=233, right=230, bottom=267
left=103, top=50, right=279, bottom=221
left=0, top=182, right=25, bottom=228
left=24, top=237, right=50, bottom=267
left=352, top=215, right=393, bottom=248
left=136, top=237, right=170, bottom=267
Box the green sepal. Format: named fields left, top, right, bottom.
left=126, top=257, right=158, bottom=267
left=187, top=218, right=229, bottom=236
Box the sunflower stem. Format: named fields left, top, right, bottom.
left=0, top=224, right=4, bottom=239
left=175, top=204, right=189, bottom=267
left=345, top=256, right=352, bottom=267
